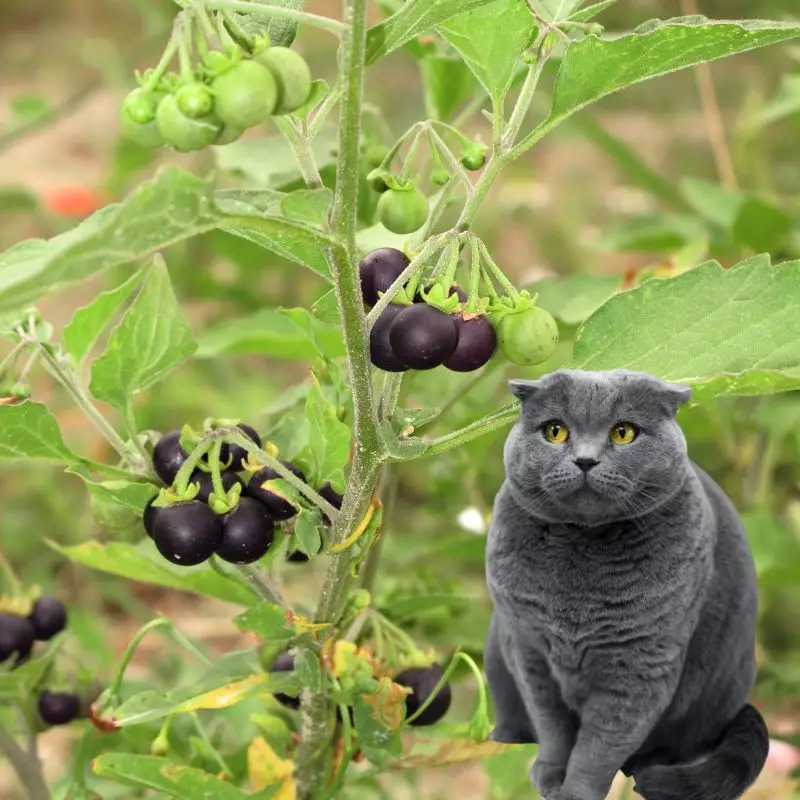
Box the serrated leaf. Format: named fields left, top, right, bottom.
left=535, top=18, right=800, bottom=139
left=0, top=167, right=337, bottom=311
left=306, top=374, right=351, bottom=489
left=570, top=255, right=800, bottom=402
left=62, top=268, right=145, bottom=365
left=0, top=402, right=75, bottom=463
left=235, top=602, right=294, bottom=641
left=196, top=308, right=344, bottom=360
left=89, top=257, right=196, bottom=412
left=366, top=0, right=499, bottom=65
left=438, top=0, right=536, bottom=99
left=92, top=754, right=248, bottom=799
left=51, top=541, right=257, bottom=605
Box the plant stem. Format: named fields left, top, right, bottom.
left=235, top=563, right=287, bottom=608
left=172, top=438, right=213, bottom=496
left=0, top=721, right=49, bottom=800
left=422, top=402, right=520, bottom=457
left=207, top=1, right=347, bottom=36
left=273, top=117, right=324, bottom=189
left=454, top=154, right=506, bottom=231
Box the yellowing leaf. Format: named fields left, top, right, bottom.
left=388, top=739, right=518, bottom=770
left=361, top=678, right=409, bottom=731
left=175, top=674, right=268, bottom=712
left=247, top=737, right=296, bottom=800
left=291, top=614, right=332, bottom=635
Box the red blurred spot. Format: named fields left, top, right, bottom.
left=44, top=186, right=105, bottom=218
left=89, top=701, right=120, bottom=732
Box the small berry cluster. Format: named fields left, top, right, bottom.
left=122, top=37, right=313, bottom=152
left=145, top=425, right=342, bottom=567
left=269, top=653, right=452, bottom=727
left=0, top=597, right=82, bottom=726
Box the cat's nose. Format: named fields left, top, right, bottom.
left=573, top=457, right=599, bottom=473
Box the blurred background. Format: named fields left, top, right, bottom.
left=1, top=0, right=799, bottom=797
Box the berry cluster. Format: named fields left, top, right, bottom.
left=144, top=424, right=342, bottom=567
left=362, top=246, right=559, bottom=372
left=269, top=653, right=452, bottom=727
left=0, top=597, right=82, bottom=726
left=122, top=37, right=313, bottom=152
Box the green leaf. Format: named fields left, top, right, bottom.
left=51, top=541, right=257, bottom=605
left=0, top=635, right=62, bottom=697
left=0, top=402, right=75, bottom=463
left=280, top=188, right=333, bottom=228
left=234, top=0, right=304, bottom=47
left=196, top=308, right=344, bottom=360
left=526, top=275, right=619, bottom=326
left=0, top=167, right=337, bottom=311
left=421, top=54, right=478, bottom=121
left=596, top=214, right=708, bottom=254
left=294, top=507, right=323, bottom=557
left=732, top=196, right=793, bottom=253
left=535, top=18, right=800, bottom=140
left=234, top=602, right=294, bottom=641
left=569, top=0, right=618, bottom=23
left=572, top=114, right=690, bottom=210
left=366, top=0, right=499, bottom=65
left=528, top=0, right=583, bottom=21
left=294, top=648, right=323, bottom=693
left=68, top=464, right=156, bottom=514
left=62, top=268, right=145, bottom=365
left=570, top=255, right=800, bottom=401
left=306, top=374, right=351, bottom=490
left=93, top=754, right=249, bottom=799
left=438, top=0, right=536, bottom=100
left=89, top=257, right=196, bottom=413
left=680, top=177, right=745, bottom=228
left=747, top=73, right=800, bottom=129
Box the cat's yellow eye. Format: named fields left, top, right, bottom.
left=610, top=422, right=638, bottom=446
left=543, top=421, right=569, bottom=444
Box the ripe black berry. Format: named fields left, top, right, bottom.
left=28, top=597, right=67, bottom=641
left=152, top=501, right=223, bottom=566
left=37, top=690, right=80, bottom=726
left=442, top=315, right=497, bottom=372
left=216, top=497, right=275, bottom=564
left=394, top=664, right=452, bottom=726
left=226, top=423, right=261, bottom=471
left=370, top=304, right=409, bottom=373
left=246, top=462, right=306, bottom=521
left=359, top=248, right=410, bottom=307
left=388, top=304, right=459, bottom=370
left=0, top=613, right=35, bottom=664
left=319, top=481, right=344, bottom=524
left=192, top=470, right=242, bottom=503
left=152, top=430, right=187, bottom=484
left=270, top=652, right=299, bottom=709
left=143, top=497, right=160, bottom=539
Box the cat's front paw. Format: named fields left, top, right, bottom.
left=530, top=759, right=566, bottom=796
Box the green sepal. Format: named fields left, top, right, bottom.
left=417, top=280, right=461, bottom=313
left=152, top=484, right=199, bottom=508
left=178, top=424, right=199, bottom=456
left=430, top=168, right=451, bottom=186
left=208, top=480, right=242, bottom=516
left=376, top=287, right=414, bottom=306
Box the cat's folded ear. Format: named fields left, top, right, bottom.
left=645, top=377, right=692, bottom=415
left=509, top=379, right=545, bottom=402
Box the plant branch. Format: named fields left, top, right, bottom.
left=273, top=116, right=324, bottom=190
left=235, top=563, right=287, bottom=608
left=421, top=402, right=520, bottom=457
left=206, top=1, right=347, bottom=36
left=0, top=721, right=49, bottom=800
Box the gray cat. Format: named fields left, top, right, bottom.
left=485, top=369, right=768, bottom=800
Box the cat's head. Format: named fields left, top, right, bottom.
left=504, top=369, right=691, bottom=526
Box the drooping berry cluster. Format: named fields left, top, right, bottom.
left=362, top=246, right=559, bottom=373
left=0, top=596, right=82, bottom=726
left=122, top=36, right=314, bottom=152
left=145, top=424, right=342, bottom=567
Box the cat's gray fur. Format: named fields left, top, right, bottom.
left=485, top=369, right=768, bottom=800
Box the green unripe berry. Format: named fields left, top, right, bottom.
left=155, top=94, right=222, bottom=152
left=176, top=83, right=214, bottom=119
left=121, top=88, right=165, bottom=148
left=378, top=186, right=430, bottom=235
left=212, top=60, right=278, bottom=129
left=497, top=306, right=559, bottom=366
left=255, top=46, right=313, bottom=115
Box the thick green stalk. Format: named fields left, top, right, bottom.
left=294, top=0, right=382, bottom=796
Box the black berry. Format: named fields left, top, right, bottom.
left=191, top=469, right=243, bottom=503
left=246, top=462, right=305, bottom=521
left=143, top=497, right=160, bottom=539
left=0, top=613, right=35, bottom=664
left=152, top=501, right=223, bottom=566
left=319, top=481, right=344, bottom=525
left=370, top=304, right=409, bottom=373
left=226, top=423, right=261, bottom=471
left=394, top=664, right=452, bottom=726
left=359, top=248, right=410, bottom=307
left=442, top=315, right=497, bottom=372
left=388, top=304, right=459, bottom=370
left=28, top=597, right=67, bottom=641
left=152, top=430, right=188, bottom=484
left=216, top=497, right=275, bottom=564
left=37, top=690, right=80, bottom=726
left=270, top=652, right=299, bottom=709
